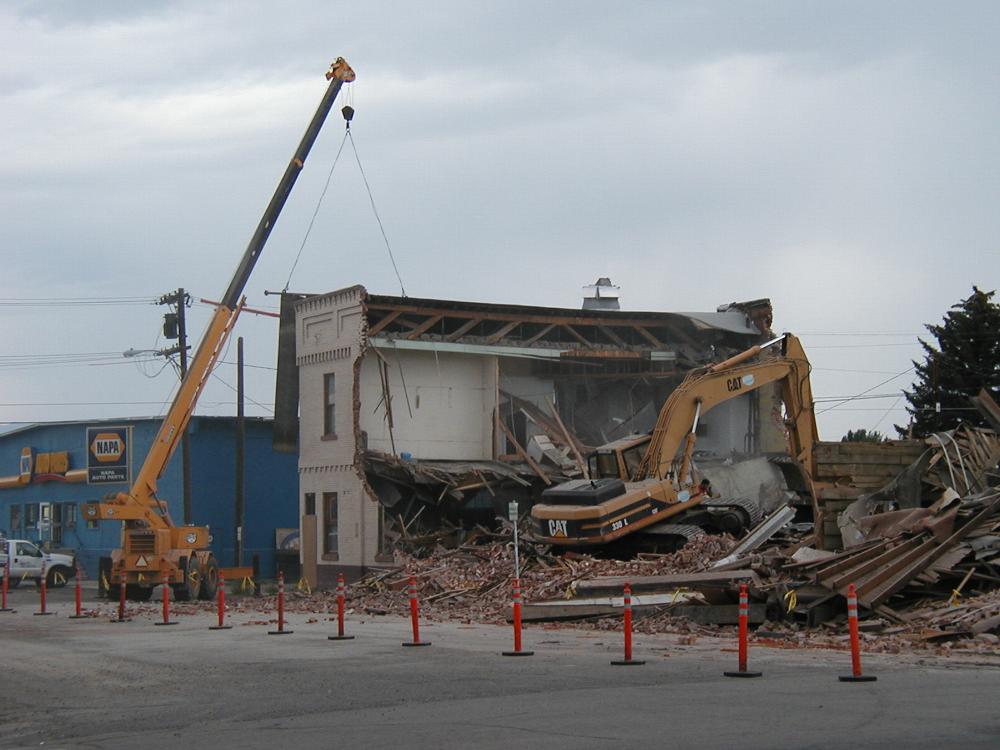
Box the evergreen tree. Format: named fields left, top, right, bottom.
left=899, top=286, right=1000, bottom=437
left=842, top=428, right=887, bottom=443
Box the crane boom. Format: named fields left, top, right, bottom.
left=83, top=58, right=355, bottom=601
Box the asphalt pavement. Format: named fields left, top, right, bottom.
left=2, top=582, right=999, bottom=749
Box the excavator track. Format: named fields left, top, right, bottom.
left=702, top=497, right=763, bottom=528
left=643, top=522, right=707, bottom=540
left=636, top=523, right=707, bottom=552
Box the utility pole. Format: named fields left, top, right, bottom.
left=235, top=337, right=245, bottom=567
left=158, top=288, right=192, bottom=524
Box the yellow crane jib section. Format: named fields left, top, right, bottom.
left=128, top=299, right=245, bottom=514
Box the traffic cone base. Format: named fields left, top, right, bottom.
left=209, top=624, right=233, bottom=630
left=724, top=670, right=762, bottom=678
left=611, top=658, right=645, bottom=666
left=839, top=674, right=877, bottom=682
left=154, top=621, right=178, bottom=626
left=502, top=649, right=534, bottom=656
left=328, top=634, right=355, bottom=641
left=33, top=612, right=55, bottom=617
left=401, top=640, right=431, bottom=647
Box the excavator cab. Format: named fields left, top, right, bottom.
left=588, top=435, right=651, bottom=481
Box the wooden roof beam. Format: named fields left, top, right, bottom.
left=367, top=301, right=713, bottom=332
left=486, top=320, right=521, bottom=345
left=634, top=325, right=663, bottom=347
left=523, top=323, right=557, bottom=346
left=598, top=325, right=627, bottom=347
left=406, top=314, right=444, bottom=340
left=366, top=309, right=402, bottom=337
left=444, top=316, right=485, bottom=341
left=562, top=324, right=592, bottom=347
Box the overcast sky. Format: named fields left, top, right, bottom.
left=2, top=1, right=997, bottom=444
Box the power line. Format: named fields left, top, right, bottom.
left=0, top=400, right=273, bottom=407
left=813, top=367, right=908, bottom=375
left=814, top=392, right=905, bottom=403
left=0, top=296, right=157, bottom=307
left=816, top=366, right=916, bottom=415
left=808, top=343, right=923, bottom=349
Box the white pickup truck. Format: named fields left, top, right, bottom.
left=0, top=538, right=76, bottom=588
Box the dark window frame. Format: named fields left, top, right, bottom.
left=322, top=491, right=338, bottom=560
left=323, top=373, right=336, bottom=438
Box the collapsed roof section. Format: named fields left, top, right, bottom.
left=362, top=291, right=769, bottom=369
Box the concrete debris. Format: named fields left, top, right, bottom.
left=110, top=423, right=999, bottom=655
left=711, top=505, right=797, bottom=569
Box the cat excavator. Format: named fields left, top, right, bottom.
left=82, top=58, right=355, bottom=600
left=531, top=333, right=820, bottom=552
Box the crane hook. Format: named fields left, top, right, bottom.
left=342, top=105, right=355, bottom=130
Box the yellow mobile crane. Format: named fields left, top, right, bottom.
left=531, top=333, right=820, bottom=551
left=83, top=58, right=355, bottom=600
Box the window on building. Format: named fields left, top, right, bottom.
left=323, top=373, right=336, bottom=437
left=9, top=505, right=21, bottom=533
left=304, top=493, right=316, bottom=516
left=51, top=503, right=62, bottom=544
left=323, top=492, right=338, bottom=557
left=25, top=503, right=39, bottom=528
left=64, top=503, right=77, bottom=528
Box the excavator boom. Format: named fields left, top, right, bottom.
left=531, top=333, right=820, bottom=547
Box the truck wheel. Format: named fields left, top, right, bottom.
left=46, top=566, right=71, bottom=588
left=198, top=557, right=219, bottom=601
left=173, top=556, right=202, bottom=601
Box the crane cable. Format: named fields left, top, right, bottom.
left=347, top=127, right=407, bottom=297
left=283, top=104, right=408, bottom=298
left=282, top=129, right=351, bottom=292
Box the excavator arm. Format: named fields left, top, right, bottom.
left=531, top=333, right=821, bottom=548
left=638, top=333, right=818, bottom=484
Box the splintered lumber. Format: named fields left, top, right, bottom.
left=521, top=591, right=701, bottom=622
left=574, top=570, right=760, bottom=599
left=545, top=395, right=589, bottom=477
left=521, top=599, right=765, bottom=625
left=496, top=418, right=552, bottom=485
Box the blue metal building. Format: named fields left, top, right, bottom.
left=0, top=417, right=297, bottom=578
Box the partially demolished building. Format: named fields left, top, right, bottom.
left=281, top=283, right=791, bottom=585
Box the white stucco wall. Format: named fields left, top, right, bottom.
left=359, top=348, right=498, bottom=460
left=296, top=286, right=381, bottom=577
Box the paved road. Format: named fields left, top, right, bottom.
left=2, top=584, right=999, bottom=749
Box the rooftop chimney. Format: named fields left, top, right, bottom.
left=582, top=277, right=621, bottom=311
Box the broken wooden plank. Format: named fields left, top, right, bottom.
left=575, top=570, right=760, bottom=599
left=496, top=418, right=551, bottom=485
left=546, top=395, right=588, bottom=478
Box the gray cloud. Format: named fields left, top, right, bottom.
left=2, top=1, right=997, bottom=440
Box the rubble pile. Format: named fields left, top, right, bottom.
left=342, top=531, right=736, bottom=625
left=104, top=423, right=1000, bottom=657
